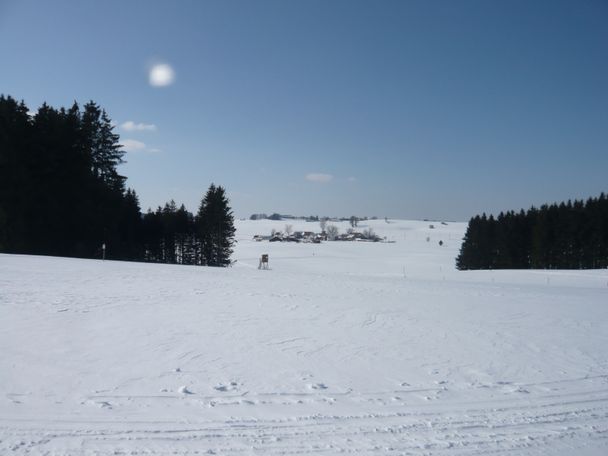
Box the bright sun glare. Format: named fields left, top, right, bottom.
left=149, top=63, right=175, bottom=87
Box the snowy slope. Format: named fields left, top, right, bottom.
left=1, top=219, right=607, bottom=455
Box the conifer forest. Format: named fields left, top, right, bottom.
left=0, top=95, right=235, bottom=266
left=457, top=195, right=608, bottom=270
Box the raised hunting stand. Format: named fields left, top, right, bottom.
left=259, top=254, right=269, bottom=270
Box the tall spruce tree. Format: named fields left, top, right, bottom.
left=0, top=95, right=32, bottom=252
left=196, top=184, right=236, bottom=267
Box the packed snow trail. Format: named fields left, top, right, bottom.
left=1, top=219, right=607, bottom=454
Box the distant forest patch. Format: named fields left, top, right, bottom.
left=456, top=194, right=608, bottom=270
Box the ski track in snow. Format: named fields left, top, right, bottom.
left=1, top=219, right=608, bottom=455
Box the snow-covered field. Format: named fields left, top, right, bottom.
left=1, top=219, right=607, bottom=455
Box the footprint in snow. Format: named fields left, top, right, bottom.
left=83, top=399, right=112, bottom=409
left=309, top=383, right=328, bottom=390
left=178, top=386, right=193, bottom=395
left=214, top=381, right=238, bottom=392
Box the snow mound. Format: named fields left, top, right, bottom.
left=178, top=386, right=193, bottom=395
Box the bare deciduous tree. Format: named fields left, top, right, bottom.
left=284, top=224, right=293, bottom=236
left=319, top=219, right=327, bottom=232
left=326, top=224, right=339, bottom=240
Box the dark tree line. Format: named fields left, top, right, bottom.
left=0, top=95, right=235, bottom=266
left=141, top=185, right=235, bottom=267
left=456, top=194, right=608, bottom=270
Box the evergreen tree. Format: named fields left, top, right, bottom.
left=0, top=95, right=32, bottom=252
left=174, top=204, right=196, bottom=265
left=456, top=215, right=480, bottom=270
left=142, top=207, right=164, bottom=262
left=196, top=184, right=236, bottom=267
left=81, top=101, right=125, bottom=189
left=117, top=188, right=144, bottom=260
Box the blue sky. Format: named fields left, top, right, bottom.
left=1, top=0, right=606, bottom=220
